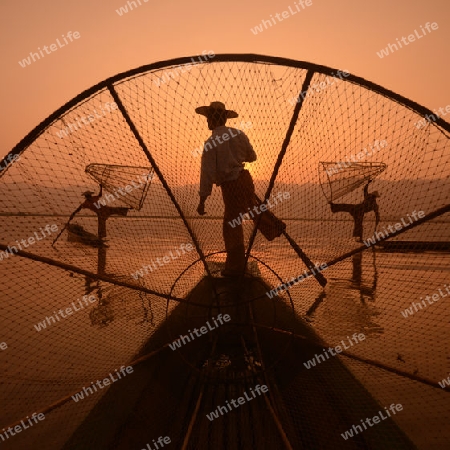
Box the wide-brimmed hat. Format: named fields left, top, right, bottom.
left=82, top=190, right=95, bottom=197
left=195, top=101, right=238, bottom=118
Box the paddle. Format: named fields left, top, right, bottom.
left=52, top=206, right=82, bottom=246
left=254, top=194, right=327, bottom=288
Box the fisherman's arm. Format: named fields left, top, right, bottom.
left=364, top=183, right=369, bottom=198
left=197, top=145, right=215, bottom=215
left=241, top=133, right=257, bottom=162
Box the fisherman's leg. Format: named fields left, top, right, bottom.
left=239, top=170, right=258, bottom=211
left=221, top=178, right=246, bottom=273
left=239, top=171, right=286, bottom=240
left=353, top=212, right=364, bottom=240
left=98, top=217, right=107, bottom=240
left=98, top=207, right=126, bottom=240
left=98, top=246, right=107, bottom=275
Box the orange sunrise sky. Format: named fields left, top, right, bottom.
left=0, top=0, right=449, bottom=161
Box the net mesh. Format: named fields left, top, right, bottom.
left=319, top=161, right=387, bottom=202
left=0, top=55, right=449, bottom=450
left=85, top=163, right=154, bottom=210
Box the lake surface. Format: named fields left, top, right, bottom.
left=0, top=217, right=449, bottom=449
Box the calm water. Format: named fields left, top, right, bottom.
left=0, top=218, right=449, bottom=448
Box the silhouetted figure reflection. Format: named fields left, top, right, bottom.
left=306, top=250, right=381, bottom=335
left=351, top=249, right=378, bottom=304
left=86, top=236, right=115, bottom=327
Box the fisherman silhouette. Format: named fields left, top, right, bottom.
left=195, top=101, right=286, bottom=277
left=76, top=185, right=129, bottom=240
left=329, top=179, right=380, bottom=242
left=69, top=185, right=129, bottom=243
left=52, top=185, right=130, bottom=247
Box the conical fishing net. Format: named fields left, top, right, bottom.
left=319, top=161, right=387, bottom=202
left=85, top=164, right=154, bottom=211
left=0, top=54, right=449, bottom=450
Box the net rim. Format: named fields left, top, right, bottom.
left=3, top=53, right=450, bottom=171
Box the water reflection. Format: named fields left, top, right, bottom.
left=85, top=243, right=154, bottom=327
left=306, top=248, right=383, bottom=337
left=351, top=248, right=378, bottom=304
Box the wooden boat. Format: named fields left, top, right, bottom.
left=63, top=275, right=416, bottom=450
left=1, top=54, right=449, bottom=449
